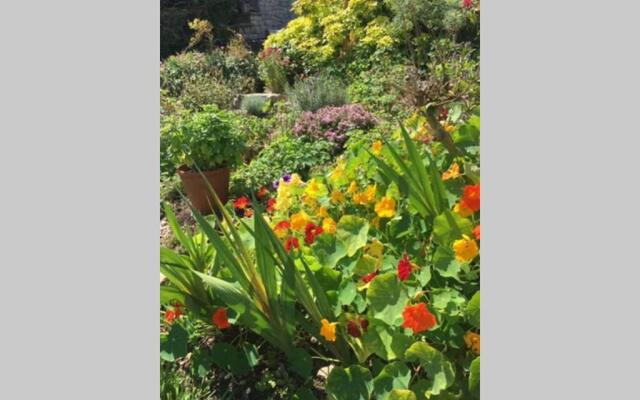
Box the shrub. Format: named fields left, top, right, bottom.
left=292, top=104, right=378, bottom=153
left=232, top=112, right=276, bottom=161
left=161, top=105, right=244, bottom=172
left=347, top=63, right=408, bottom=118
left=258, top=47, right=289, bottom=93
left=240, top=96, right=271, bottom=117
left=286, top=75, right=347, bottom=112
left=230, top=133, right=333, bottom=195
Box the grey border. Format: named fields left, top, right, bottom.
left=0, top=1, right=159, bottom=398
left=484, top=0, right=640, bottom=398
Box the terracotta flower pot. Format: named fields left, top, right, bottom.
left=177, top=167, right=230, bottom=215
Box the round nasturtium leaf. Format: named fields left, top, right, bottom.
left=366, top=272, right=408, bottom=326
left=326, top=365, right=374, bottom=400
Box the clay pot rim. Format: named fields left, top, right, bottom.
left=177, top=165, right=230, bottom=175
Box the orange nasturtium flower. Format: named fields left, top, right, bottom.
left=464, top=331, right=480, bottom=355
left=233, top=196, right=250, bottom=210
left=316, top=206, right=329, bottom=218
left=322, top=217, right=337, bottom=234
left=290, top=211, right=310, bottom=232
left=374, top=196, right=396, bottom=218
left=330, top=190, right=345, bottom=204
left=212, top=308, right=231, bottom=330
left=363, top=185, right=377, bottom=203
left=473, top=224, right=480, bottom=241
left=461, top=184, right=480, bottom=212
left=320, top=319, right=337, bottom=342
left=454, top=202, right=474, bottom=217
left=402, top=303, right=437, bottom=334
left=273, top=220, right=290, bottom=239
left=452, top=235, right=479, bottom=262
left=442, top=162, right=461, bottom=180
left=371, top=140, right=383, bottom=155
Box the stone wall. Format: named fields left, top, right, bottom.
left=233, top=0, right=294, bottom=47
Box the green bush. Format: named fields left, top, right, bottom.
left=240, top=96, right=271, bottom=117
left=230, top=133, right=333, bottom=195
left=347, top=63, right=408, bottom=118
left=258, top=48, right=289, bottom=93
left=286, top=74, right=348, bottom=112
left=232, top=112, right=276, bottom=161
left=161, top=105, right=245, bottom=172
left=160, top=46, right=258, bottom=112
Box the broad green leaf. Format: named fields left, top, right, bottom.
left=373, top=361, right=411, bottom=399
left=469, top=357, right=480, bottom=398
left=363, top=323, right=413, bottom=361
left=433, top=212, right=473, bottom=246
left=389, top=389, right=418, bottom=400
left=367, top=272, right=408, bottom=326
left=313, top=233, right=348, bottom=269
left=354, top=254, right=378, bottom=276
left=191, top=350, right=213, bottom=378
left=405, top=342, right=455, bottom=397
left=294, top=387, right=318, bottom=400
left=160, top=323, right=188, bottom=362
left=337, top=280, right=357, bottom=308
left=326, top=365, right=374, bottom=400
left=210, top=342, right=250, bottom=376
left=431, top=288, right=467, bottom=317
left=288, top=348, right=312, bottom=378
left=336, top=216, right=370, bottom=257
left=416, top=265, right=432, bottom=286
left=432, top=247, right=463, bottom=280
left=466, top=291, right=480, bottom=329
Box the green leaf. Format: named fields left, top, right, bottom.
left=354, top=254, right=378, bottom=276
left=466, top=291, right=480, bottom=329
left=389, top=389, right=418, bottom=400
left=432, top=247, right=463, bottom=280
left=416, top=265, right=432, bottom=286
left=405, top=342, right=455, bottom=397
left=469, top=357, right=480, bottom=398
left=326, top=365, right=374, bottom=400
left=294, top=387, right=318, bottom=400
left=160, top=323, right=188, bottom=362
left=313, top=233, right=348, bottom=269
left=363, top=323, right=413, bottom=361
left=191, top=350, right=213, bottom=378
left=431, top=288, right=467, bottom=317
left=336, top=216, right=370, bottom=257
left=373, top=361, right=411, bottom=399
left=433, top=212, right=473, bottom=246
left=367, top=272, right=408, bottom=326
left=288, top=348, right=313, bottom=378
left=388, top=213, right=412, bottom=239
left=210, top=342, right=250, bottom=376
left=241, top=343, right=260, bottom=368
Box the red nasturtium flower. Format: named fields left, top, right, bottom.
left=233, top=196, right=250, bottom=210
left=462, top=0, right=474, bottom=9
left=473, top=224, right=480, bottom=241
left=402, top=303, right=437, bottom=334
left=361, top=271, right=378, bottom=283
left=284, top=236, right=300, bottom=252
left=257, top=186, right=269, bottom=200
left=165, top=302, right=183, bottom=325
left=266, top=198, right=276, bottom=213
left=244, top=208, right=254, bottom=218
left=397, top=253, right=413, bottom=281
left=304, top=222, right=323, bottom=245
left=347, top=317, right=369, bottom=338
left=212, top=307, right=231, bottom=330
left=461, top=184, right=480, bottom=212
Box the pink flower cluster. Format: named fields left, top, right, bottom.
left=292, top=104, right=377, bottom=152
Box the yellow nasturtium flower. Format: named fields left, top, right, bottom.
left=302, top=195, right=319, bottom=210
left=374, top=196, right=396, bottom=218
left=290, top=173, right=303, bottom=186
left=363, top=184, right=377, bottom=204
left=347, top=181, right=358, bottom=195
left=290, top=211, right=310, bottom=232
left=371, top=140, right=383, bottom=155
left=316, top=206, right=329, bottom=218
left=329, top=160, right=345, bottom=182
left=330, top=190, right=345, bottom=204
left=453, top=235, right=479, bottom=263
left=322, top=217, right=337, bottom=235
left=320, top=319, right=337, bottom=342
left=442, top=162, right=461, bottom=181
